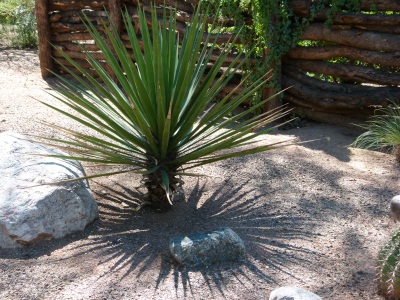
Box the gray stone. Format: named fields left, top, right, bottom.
left=169, top=227, right=245, bottom=267
left=0, top=132, right=98, bottom=248
left=390, top=195, right=400, bottom=222
left=269, top=286, right=322, bottom=300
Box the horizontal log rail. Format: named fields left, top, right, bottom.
left=286, top=46, right=400, bottom=68
left=49, top=0, right=108, bottom=11
left=283, top=58, right=400, bottom=86
left=302, top=23, right=400, bottom=52
left=282, top=65, right=399, bottom=110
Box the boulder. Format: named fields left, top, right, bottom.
left=269, top=286, right=322, bottom=300
left=169, top=227, right=246, bottom=267
left=0, top=131, right=98, bottom=248
left=390, top=195, right=400, bottom=222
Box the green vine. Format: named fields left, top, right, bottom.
left=203, top=0, right=365, bottom=107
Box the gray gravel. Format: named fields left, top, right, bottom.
left=0, top=49, right=399, bottom=299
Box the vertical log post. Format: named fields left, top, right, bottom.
left=35, top=0, right=53, bottom=78
left=109, top=0, right=122, bottom=35
left=105, top=0, right=122, bottom=80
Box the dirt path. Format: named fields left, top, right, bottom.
left=0, top=49, right=399, bottom=299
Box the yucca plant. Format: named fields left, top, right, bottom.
left=352, top=102, right=400, bottom=163
left=39, top=4, right=291, bottom=211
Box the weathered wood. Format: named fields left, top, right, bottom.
left=151, top=0, right=195, bottom=13
left=315, top=12, right=400, bottom=26
left=288, top=0, right=311, bottom=18
left=287, top=0, right=400, bottom=19
left=50, top=22, right=105, bottom=33
left=53, top=49, right=106, bottom=61
left=49, top=0, right=107, bottom=12
left=57, top=42, right=100, bottom=52
left=283, top=58, right=400, bottom=86
left=54, top=57, right=107, bottom=71
left=284, top=101, right=371, bottom=125
left=108, top=0, right=121, bottom=34
left=360, top=0, right=400, bottom=12
left=302, top=23, right=400, bottom=52
left=286, top=46, right=400, bottom=68
left=52, top=32, right=94, bottom=42
left=353, top=24, right=400, bottom=35
left=36, top=0, right=54, bottom=77
left=282, top=65, right=398, bottom=110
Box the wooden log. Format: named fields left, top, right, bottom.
left=52, top=32, right=94, bottom=42
left=283, top=58, right=400, bottom=86
left=302, top=23, right=400, bottom=52
left=49, top=0, right=107, bottom=12
left=36, top=0, right=54, bottom=77
left=288, top=0, right=311, bottom=18
left=353, top=24, right=400, bottom=35
left=54, top=57, right=107, bottom=71
left=53, top=49, right=106, bottom=61
left=360, top=0, right=400, bottom=12
left=282, top=65, right=399, bottom=110
left=315, top=12, right=400, bottom=26
left=56, top=42, right=100, bottom=52
left=49, top=12, right=61, bottom=22
left=284, top=100, right=371, bottom=125
left=55, top=64, right=101, bottom=78
left=151, top=0, right=195, bottom=13
left=286, top=46, right=400, bottom=68
left=108, top=0, right=121, bottom=34
left=50, top=22, right=105, bottom=33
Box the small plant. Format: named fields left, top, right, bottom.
left=376, top=229, right=400, bottom=299
left=39, top=4, right=291, bottom=211
left=0, top=0, right=37, bottom=48
left=14, top=2, right=37, bottom=48
left=352, top=102, right=400, bottom=162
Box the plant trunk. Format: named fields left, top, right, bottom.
left=394, top=145, right=400, bottom=164
left=143, top=171, right=181, bottom=212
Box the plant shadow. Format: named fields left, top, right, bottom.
left=48, top=177, right=321, bottom=298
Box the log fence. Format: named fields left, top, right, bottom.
left=35, top=0, right=400, bottom=123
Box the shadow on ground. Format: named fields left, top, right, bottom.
left=32, top=177, right=319, bottom=298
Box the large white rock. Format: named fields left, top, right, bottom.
left=0, top=131, right=98, bottom=248
left=269, top=286, right=322, bottom=300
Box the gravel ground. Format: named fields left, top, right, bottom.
left=0, top=49, right=399, bottom=300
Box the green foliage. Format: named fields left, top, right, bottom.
left=0, top=0, right=37, bottom=48
left=351, top=102, right=400, bottom=162
left=376, top=229, right=400, bottom=299
left=39, top=5, right=290, bottom=210
left=0, top=0, right=21, bottom=23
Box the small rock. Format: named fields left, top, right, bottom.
left=169, top=227, right=245, bottom=267
left=390, top=195, right=400, bottom=222
left=269, top=286, right=322, bottom=300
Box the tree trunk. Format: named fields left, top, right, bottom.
left=283, top=58, right=400, bottom=86
left=143, top=171, right=181, bottom=212
left=286, top=46, right=400, bottom=68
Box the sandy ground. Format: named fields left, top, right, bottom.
left=0, top=49, right=399, bottom=300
